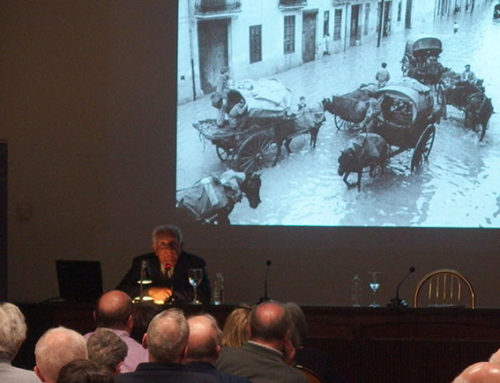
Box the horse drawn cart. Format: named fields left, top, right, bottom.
left=441, top=72, right=494, bottom=142
left=337, top=79, right=440, bottom=190
left=401, top=36, right=447, bottom=116
left=194, top=78, right=325, bottom=173
left=374, top=80, right=439, bottom=171
left=401, top=36, right=445, bottom=85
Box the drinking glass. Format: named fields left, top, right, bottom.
left=188, top=268, right=203, bottom=304
left=368, top=271, right=381, bottom=307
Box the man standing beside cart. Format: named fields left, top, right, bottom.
left=214, top=66, right=231, bottom=127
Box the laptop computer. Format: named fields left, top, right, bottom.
left=56, top=260, right=103, bottom=302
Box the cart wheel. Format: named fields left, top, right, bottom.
left=334, top=115, right=353, bottom=130
left=411, top=124, right=435, bottom=172
left=215, top=145, right=235, bottom=162
left=237, top=131, right=279, bottom=173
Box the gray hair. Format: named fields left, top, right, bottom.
left=87, top=328, right=127, bottom=372
left=152, top=224, right=183, bottom=245
left=35, top=327, right=88, bottom=383
left=186, top=314, right=221, bottom=361
left=146, top=308, right=189, bottom=362
left=0, top=302, right=27, bottom=359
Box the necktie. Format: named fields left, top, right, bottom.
left=164, top=264, right=173, bottom=278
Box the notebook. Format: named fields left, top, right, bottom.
left=56, top=260, right=103, bottom=302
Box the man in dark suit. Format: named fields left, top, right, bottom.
left=115, top=308, right=215, bottom=383
left=116, top=224, right=210, bottom=304
left=216, top=302, right=307, bottom=383
left=184, top=314, right=251, bottom=383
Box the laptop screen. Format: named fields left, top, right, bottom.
left=56, top=260, right=103, bottom=302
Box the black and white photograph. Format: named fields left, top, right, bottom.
left=176, top=0, right=499, bottom=227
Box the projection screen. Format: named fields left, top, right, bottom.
left=176, top=1, right=499, bottom=228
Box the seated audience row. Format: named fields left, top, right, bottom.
left=4, top=298, right=345, bottom=383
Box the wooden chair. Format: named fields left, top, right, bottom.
left=413, top=269, right=475, bottom=308
left=295, top=365, right=324, bottom=383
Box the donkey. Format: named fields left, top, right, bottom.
left=176, top=170, right=261, bottom=225
left=337, top=133, right=389, bottom=191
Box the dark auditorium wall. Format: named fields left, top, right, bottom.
left=1, top=1, right=498, bottom=307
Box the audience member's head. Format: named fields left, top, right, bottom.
left=0, top=302, right=28, bottom=361
left=130, top=301, right=163, bottom=344
left=34, top=327, right=88, bottom=383
left=221, top=304, right=251, bottom=348
left=87, top=328, right=127, bottom=374
left=185, top=314, right=221, bottom=364
left=284, top=302, right=308, bottom=350
left=453, top=361, right=500, bottom=383
left=94, top=290, right=134, bottom=331
left=249, top=301, right=291, bottom=345
left=143, top=308, right=189, bottom=363
left=56, top=359, right=114, bottom=383
left=490, top=348, right=500, bottom=365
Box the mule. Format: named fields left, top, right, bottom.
left=338, top=133, right=389, bottom=191
left=176, top=170, right=261, bottom=225
left=465, top=94, right=493, bottom=137
left=444, top=83, right=493, bottom=141
left=280, top=105, right=325, bottom=157
left=322, top=96, right=368, bottom=124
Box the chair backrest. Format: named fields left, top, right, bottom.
left=295, top=365, right=324, bottom=383
left=413, top=269, right=475, bottom=308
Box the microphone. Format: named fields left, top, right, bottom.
left=139, top=260, right=148, bottom=300
left=259, top=260, right=272, bottom=303
left=388, top=266, right=416, bottom=308
left=163, top=264, right=175, bottom=305
left=165, top=263, right=172, bottom=274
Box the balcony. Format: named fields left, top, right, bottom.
left=279, top=0, right=307, bottom=9
left=194, top=0, right=241, bottom=16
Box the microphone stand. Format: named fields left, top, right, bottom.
left=388, top=266, right=416, bottom=308
left=139, top=260, right=147, bottom=301
left=259, top=260, right=272, bottom=303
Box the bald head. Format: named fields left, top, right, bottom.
left=34, top=327, right=88, bottom=383
left=186, top=314, right=221, bottom=364
left=490, top=348, right=500, bottom=365
left=453, top=362, right=500, bottom=383
left=95, top=290, right=133, bottom=330
left=249, top=302, right=290, bottom=343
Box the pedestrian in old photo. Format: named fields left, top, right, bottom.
left=461, top=64, right=476, bottom=84
left=297, top=96, right=307, bottom=111
left=375, top=62, right=390, bottom=88
left=323, top=33, right=331, bottom=56
left=453, top=21, right=459, bottom=34
left=215, top=66, right=230, bottom=127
